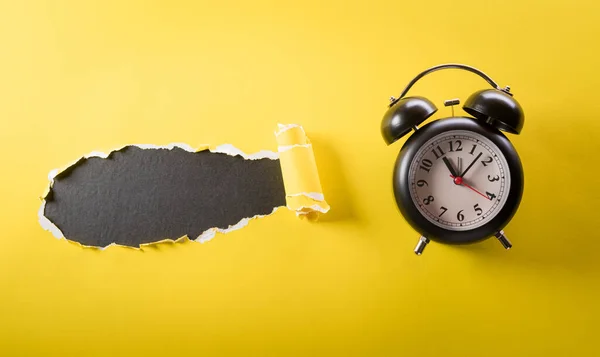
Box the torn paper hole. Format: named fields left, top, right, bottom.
left=38, top=123, right=329, bottom=249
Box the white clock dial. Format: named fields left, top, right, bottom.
left=409, top=130, right=511, bottom=231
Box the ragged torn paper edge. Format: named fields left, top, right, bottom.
left=38, top=123, right=329, bottom=250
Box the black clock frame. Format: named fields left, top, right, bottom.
left=393, top=117, right=524, bottom=245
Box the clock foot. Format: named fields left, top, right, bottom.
left=414, top=236, right=430, bottom=255
left=494, top=230, right=512, bottom=249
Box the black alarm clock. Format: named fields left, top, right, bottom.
left=381, top=63, right=524, bottom=255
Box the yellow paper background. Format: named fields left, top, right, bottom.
left=1, top=1, right=599, bottom=356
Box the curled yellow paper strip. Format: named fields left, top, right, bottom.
left=276, top=124, right=330, bottom=220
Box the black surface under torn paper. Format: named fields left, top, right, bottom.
left=43, top=146, right=286, bottom=247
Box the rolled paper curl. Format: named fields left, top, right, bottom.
left=275, top=124, right=330, bottom=220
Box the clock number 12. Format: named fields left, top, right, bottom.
left=449, top=140, right=462, bottom=152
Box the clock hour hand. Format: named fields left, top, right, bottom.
left=460, top=152, right=482, bottom=177
left=442, top=157, right=458, bottom=177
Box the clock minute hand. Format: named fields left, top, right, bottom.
left=442, top=157, right=458, bottom=177
left=460, top=152, right=482, bottom=177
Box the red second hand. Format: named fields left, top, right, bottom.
left=449, top=175, right=491, bottom=200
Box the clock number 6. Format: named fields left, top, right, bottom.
left=457, top=210, right=464, bottom=222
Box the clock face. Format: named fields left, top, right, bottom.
left=408, top=130, right=511, bottom=231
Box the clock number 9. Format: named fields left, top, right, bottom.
left=416, top=180, right=428, bottom=187
left=423, top=196, right=434, bottom=205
